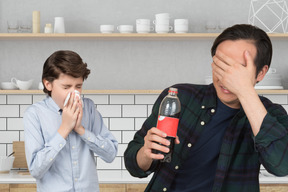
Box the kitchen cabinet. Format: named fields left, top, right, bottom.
left=1, top=183, right=288, bottom=191
left=0, top=184, right=37, bottom=192
left=9, top=184, right=36, bottom=192
left=126, top=183, right=147, bottom=192
left=260, top=184, right=288, bottom=192
left=99, top=184, right=126, bottom=192
left=0, top=184, right=9, bottom=192
left=0, top=183, right=145, bottom=192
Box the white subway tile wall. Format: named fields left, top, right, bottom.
left=110, top=95, right=134, bottom=104
left=0, top=105, right=19, bottom=117
left=110, top=118, right=135, bottom=131
left=7, top=118, right=24, bottom=130
left=0, top=93, right=287, bottom=173
left=122, top=105, right=147, bottom=117
left=0, top=144, right=6, bottom=156
left=0, top=95, right=6, bottom=104
left=7, top=95, right=32, bottom=104
left=0, top=118, right=6, bottom=130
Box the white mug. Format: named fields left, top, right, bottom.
left=174, top=19, right=188, bottom=25
left=54, top=17, right=65, bottom=33
left=267, top=68, right=277, bottom=74
left=136, top=19, right=150, bottom=25
left=136, top=24, right=154, bottom=33
left=153, top=19, right=170, bottom=25
left=100, top=25, right=115, bottom=33
left=117, top=25, right=133, bottom=33
left=155, top=25, right=173, bottom=33
left=174, top=24, right=189, bottom=33
left=155, top=13, right=170, bottom=19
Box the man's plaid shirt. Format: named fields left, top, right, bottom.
left=124, top=83, right=288, bottom=192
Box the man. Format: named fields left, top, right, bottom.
left=124, top=24, right=288, bottom=192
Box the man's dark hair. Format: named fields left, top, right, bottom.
left=211, top=24, right=272, bottom=76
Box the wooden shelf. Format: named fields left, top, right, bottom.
left=0, top=33, right=287, bottom=40
left=0, top=89, right=287, bottom=95
left=0, top=90, right=162, bottom=94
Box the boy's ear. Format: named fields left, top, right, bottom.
left=43, top=79, right=52, bottom=91
left=256, top=65, right=269, bottom=82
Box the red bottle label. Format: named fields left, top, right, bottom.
left=157, top=116, right=179, bottom=138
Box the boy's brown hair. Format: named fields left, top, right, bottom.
left=42, top=50, right=90, bottom=96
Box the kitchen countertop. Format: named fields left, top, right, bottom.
left=0, top=170, right=288, bottom=184
left=0, top=170, right=152, bottom=184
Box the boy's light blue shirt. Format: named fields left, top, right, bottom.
left=23, top=96, right=118, bottom=192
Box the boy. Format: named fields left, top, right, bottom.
left=24, top=50, right=118, bottom=192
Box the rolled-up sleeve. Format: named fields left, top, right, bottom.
left=255, top=105, right=288, bottom=176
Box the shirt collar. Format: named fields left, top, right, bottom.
left=45, top=96, right=62, bottom=115
left=201, top=84, right=245, bottom=114
left=201, top=84, right=217, bottom=110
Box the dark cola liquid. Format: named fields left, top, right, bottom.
left=153, top=136, right=175, bottom=163
left=152, top=112, right=180, bottom=163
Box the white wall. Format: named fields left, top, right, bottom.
left=0, top=0, right=287, bottom=90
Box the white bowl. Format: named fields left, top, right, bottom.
left=1, top=82, right=18, bottom=90
left=100, top=25, right=114, bottom=33
left=204, top=76, right=213, bottom=84
left=257, top=73, right=282, bottom=86
left=11, top=78, right=34, bottom=90
left=0, top=156, right=15, bottom=173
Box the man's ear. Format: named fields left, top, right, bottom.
left=256, top=65, right=269, bottom=83
left=43, top=79, right=52, bottom=91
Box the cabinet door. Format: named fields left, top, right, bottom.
left=0, top=184, right=9, bottom=192
left=260, top=184, right=288, bottom=192
left=9, top=184, right=37, bottom=192
left=99, top=184, right=126, bottom=192
left=126, top=184, right=147, bottom=192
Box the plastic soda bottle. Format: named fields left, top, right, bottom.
left=153, top=87, right=181, bottom=163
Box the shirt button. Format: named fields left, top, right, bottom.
left=74, top=161, right=77, bottom=165
left=163, top=188, right=167, bottom=191
left=88, top=137, right=91, bottom=141
left=175, top=166, right=179, bottom=170
left=75, top=178, right=78, bottom=182
left=50, top=158, right=53, bottom=161
left=187, top=143, right=192, bottom=148
left=59, top=144, right=63, bottom=147
left=211, top=109, right=215, bottom=113
left=72, top=146, right=75, bottom=149
left=201, top=121, right=205, bottom=126
left=101, top=145, right=105, bottom=149
left=201, top=105, right=205, bottom=109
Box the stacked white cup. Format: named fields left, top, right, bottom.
left=174, top=19, right=189, bottom=33
left=154, top=13, right=173, bottom=33
left=136, top=19, right=154, bottom=33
